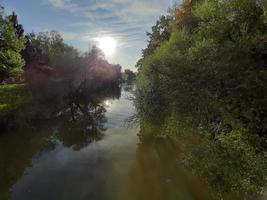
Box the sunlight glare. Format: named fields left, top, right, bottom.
left=104, top=100, right=110, bottom=106
left=95, top=36, right=117, bottom=56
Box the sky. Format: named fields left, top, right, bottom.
left=1, top=0, right=180, bottom=70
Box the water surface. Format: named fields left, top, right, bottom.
left=0, top=85, right=214, bottom=200
left=0, top=86, right=138, bottom=200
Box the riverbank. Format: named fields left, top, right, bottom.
left=0, top=84, right=31, bottom=113
left=134, top=114, right=267, bottom=199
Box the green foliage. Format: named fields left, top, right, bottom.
left=35, top=30, right=64, bottom=62
left=23, top=32, right=122, bottom=89
left=136, top=14, right=173, bottom=68
left=123, top=69, right=136, bottom=83
left=183, top=129, right=267, bottom=198
left=136, top=0, right=267, bottom=198
left=135, top=84, right=168, bottom=123
left=137, top=0, right=267, bottom=137
left=23, top=31, right=66, bottom=66
left=0, top=84, right=31, bottom=114
left=0, top=7, right=25, bottom=81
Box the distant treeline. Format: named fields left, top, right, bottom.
left=135, top=0, right=267, bottom=198
left=121, top=69, right=136, bottom=83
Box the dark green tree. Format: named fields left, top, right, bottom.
left=136, top=15, right=173, bottom=68
left=7, top=11, right=24, bottom=37
left=0, top=6, right=25, bottom=82
left=136, top=0, right=267, bottom=197
left=124, top=69, right=136, bottom=82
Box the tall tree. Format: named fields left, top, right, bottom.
left=7, top=11, right=24, bottom=37
left=0, top=6, right=25, bottom=82
left=136, top=15, right=173, bottom=69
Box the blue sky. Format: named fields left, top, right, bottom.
left=2, top=0, right=179, bottom=70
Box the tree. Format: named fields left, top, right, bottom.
left=136, top=15, right=173, bottom=69
left=23, top=31, right=71, bottom=85
left=124, top=69, right=136, bottom=82
left=7, top=12, right=24, bottom=37
left=0, top=6, right=25, bottom=82
left=173, top=0, right=198, bottom=31
left=135, top=0, right=267, bottom=196
left=137, top=0, right=267, bottom=137
left=35, top=30, right=64, bottom=64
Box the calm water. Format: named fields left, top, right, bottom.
left=0, top=85, right=213, bottom=200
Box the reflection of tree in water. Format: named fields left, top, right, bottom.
left=128, top=125, right=215, bottom=200
left=0, top=126, right=55, bottom=200
left=0, top=84, right=122, bottom=199
left=56, top=104, right=107, bottom=151
left=54, top=84, right=122, bottom=151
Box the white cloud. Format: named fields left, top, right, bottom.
left=44, top=0, right=181, bottom=68
left=60, top=31, right=78, bottom=40
left=48, top=0, right=71, bottom=8
left=47, top=0, right=172, bottom=23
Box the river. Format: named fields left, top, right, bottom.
left=0, top=85, right=214, bottom=200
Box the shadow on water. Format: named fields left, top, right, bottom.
left=0, top=84, right=122, bottom=200
left=127, top=124, right=216, bottom=200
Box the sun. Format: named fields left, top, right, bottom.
left=95, top=36, right=117, bottom=56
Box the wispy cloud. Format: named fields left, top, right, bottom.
left=2, top=0, right=180, bottom=68
left=45, top=0, right=179, bottom=68
left=47, top=0, right=172, bottom=37
left=48, top=0, right=72, bottom=9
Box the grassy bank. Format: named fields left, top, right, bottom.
left=0, top=84, right=32, bottom=114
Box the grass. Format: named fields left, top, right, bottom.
left=0, top=84, right=32, bottom=115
